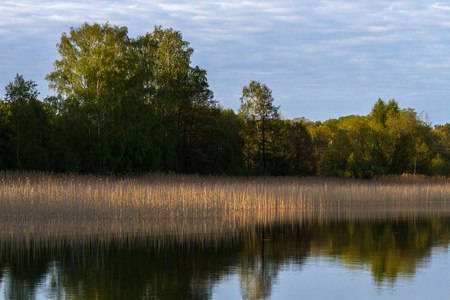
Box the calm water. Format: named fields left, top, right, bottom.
left=0, top=216, right=449, bottom=299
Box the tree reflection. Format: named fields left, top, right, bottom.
left=0, top=217, right=448, bottom=299
left=239, top=233, right=277, bottom=299
left=315, top=218, right=449, bottom=283
left=238, top=225, right=312, bottom=299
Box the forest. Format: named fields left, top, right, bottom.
left=0, top=22, right=449, bottom=178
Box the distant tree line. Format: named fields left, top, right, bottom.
left=1, top=22, right=449, bottom=177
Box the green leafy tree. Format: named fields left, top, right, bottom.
left=239, top=81, right=279, bottom=171
left=217, top=108, right=245, bottom=174
left=367, top=99, right=401, bottom=173
left=270, top=119, right=315, bottom=175
left=0, top=98, right=11, bottom=168
left=143, top=26, right=194, bottom=172
left=384, top=108, right=433, bottom=174
left=339, top=115, right=372, bottom=177
left=174, top=66, right=216, bottom=173
left=136, top=26, right=216, bottom=173
left=308, top=121, right=332, bottom=175
left=46, top=22, right=163, bottom=173
left=4, top=74, right=39, bottom=169
left=322, top=128, right=352, bottom=176
left=3, top=74, right=52, bottom=170
left=265, top=118, right=290, bottom=174
left=431, top=124, right=450, bottom=175
left=46, top=22, right=130, bottom=171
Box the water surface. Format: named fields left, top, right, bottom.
left=0, top=215, right=449, bottom=299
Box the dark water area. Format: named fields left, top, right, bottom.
left=1, top=215, right=449, bottom=299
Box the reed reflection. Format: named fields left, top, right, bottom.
left=0, top=215, right=449, bottom=299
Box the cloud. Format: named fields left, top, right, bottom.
left=1, top=0, right=449, bottom=124
left=432, top=2, right=450, bottom=10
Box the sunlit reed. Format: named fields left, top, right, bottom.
left=0, top=171, right=448, bottom=242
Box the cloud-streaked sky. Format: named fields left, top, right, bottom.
left=1, top=0, right=449, bottom=124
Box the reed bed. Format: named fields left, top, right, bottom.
left=0, top=171, right=449, bottom=242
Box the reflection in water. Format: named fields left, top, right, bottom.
left=0, top=215, right=449, bottom=299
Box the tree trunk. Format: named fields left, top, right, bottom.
left=262, top=117, right=266, bottom=169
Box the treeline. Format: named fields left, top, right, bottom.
left=0, top=22, right=449, bottom=177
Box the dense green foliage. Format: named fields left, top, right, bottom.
left=1, top=22, right=449, bottom=177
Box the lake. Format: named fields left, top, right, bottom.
left=1, top=214, right=449, bottom=299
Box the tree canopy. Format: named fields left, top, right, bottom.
left=1, top=22, right=449, bottom=177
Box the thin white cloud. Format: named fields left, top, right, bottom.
left=0, top=0, right=449, bottom=123
left=432, top=2, right=450, bottom=10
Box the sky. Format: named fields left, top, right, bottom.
left=1, top=0, right=449, bottom=125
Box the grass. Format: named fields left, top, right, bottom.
left=0, top=171, right=449, bottom=242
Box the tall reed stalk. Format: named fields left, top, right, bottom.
left=0, top=171, right=448, bottom=241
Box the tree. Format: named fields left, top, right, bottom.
left=0, top=98, right=10, bottom=168
left=174, top=66, right=215, bottom=173
left=45, top=22, right=220, bottom=174
left=239, top=81, right=279, bottom=170
left=308, top=121, right=332, bottom=175
left=46, top=22, right=130, bottom=171
left=46, top=22, right=163, bottom=173
left=339, top=115, right=372, bottom=177
left=140, top=26, right=216, bottom=173
left=268, top=119, right=315, bottom=175
left=288, top=119, right=315, bottom=175
left=3, top=74, right=52, bottom=170
left=431, top=124, right=450, bottom=175
left=371, top=98, right=399, bottom=125
left=141, top=26, right=193, bottom=172
left=322, top=128, right=352, bottom=176
left=367, top=99, right=401, bottom=173
left=217, top=108, right=245, bottom=174
left=364, top=99, right=435, bottom=175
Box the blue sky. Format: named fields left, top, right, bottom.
left=1, top=0, right=449, bottom=124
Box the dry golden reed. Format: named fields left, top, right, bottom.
left=0, top=171, right=448, bottom=241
